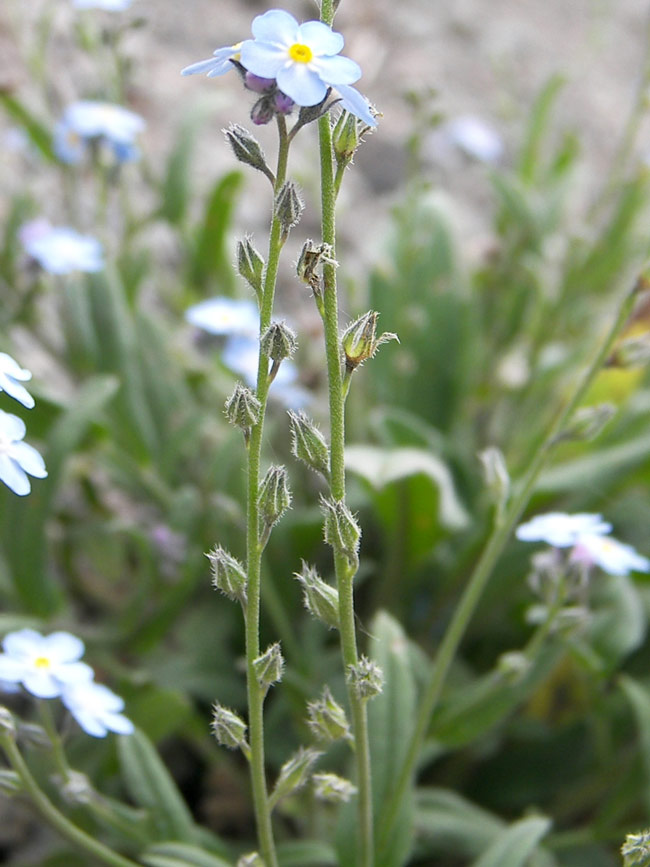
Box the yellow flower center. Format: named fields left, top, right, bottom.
left=289, top=43, right=313, bottom=64
left=34, top=656, right=51, bottom=669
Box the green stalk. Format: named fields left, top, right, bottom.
left=244, top=114, right=290, bottom=867
left=378, top=283, right=638, bottom=849
left=0, top=732, right=142, bottom=867
left=317, top=3, right=374, bottom=861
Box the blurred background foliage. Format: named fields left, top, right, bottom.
left=3, top=2, right=650, bottom=866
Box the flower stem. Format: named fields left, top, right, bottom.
left=378, top=281, right=639, bottom=849
left=244, top=115, right=290, bottom=867
left=316, top=45, right=374, bottom=867
left=0, top=732, right=141, bottom=867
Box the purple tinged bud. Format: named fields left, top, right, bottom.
left=274, top=91, right=295, bottom=115
left=245, top=72, right=276, bottom=94
left=251, top=97, right=275, bottom=126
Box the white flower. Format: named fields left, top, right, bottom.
left=73, top=0, right=132, bottom=9
left=240, top=10, right=362, bottom=109
left=181, top=43, right=242, bottom=78
left=515, top=512, right=611, bottom=548
left=62, top=681, right=134, bottom=738
left=20, top=220, right=104, bottom=275
left=571, top=533, right=650, bottom=577
left=0, top=409, right=47, bottom=496
left=54, top=101, right=144, bottom=164
left=0, top=353, right=34, bottom=409
left=185, top=297, right=260, bottom=337
left=0, top=630, right=93, bottom=699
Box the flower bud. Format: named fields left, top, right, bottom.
left=237, top=237, right=265, bottom=298
left=207, top=545, right=247, bottom=604
left=275, top=180, right=304, bottom=238
left=224, top=124, right=274, bottom=182
left=250, top=96, right=276, bottom=127
left=237, top=853, right=265, bottom=867
left=294, top=562, right=340, bottom=629
left=211, top=703, right=249, bottom=752
left=478, top=446, right=510, bottom=518
left=244, top=72, right=275, bottom=94
left=0, top=770, right=22, bottom=797
left=274, top=91, right=295, bottom=115
left=321, top=496, right=361, bottom=569
left=270, top=746, right=323, bottom=808
left=261, top=321, right=298, bottom=363
left=346, top=656, right=383, bottom=700
left=333, top=112, right=359, bottom=165
left=253, top=642, right=284, bottom=692
left=61, top=771, right=94, bottom=806
left=497, top=651, right=531, bottom=684
left=17, top=722, right=51, bottom=750
left=296, top=240, right=337, bottom=293
left=313, top=772, right=357, bottom=804
left=287, top=410, right=330, bottom=478
left=0, top=706, right=16, bottom=738
left=258, top=465, right=291, bottom=532
left=342, top=310, right=398, bottom=372
left=225, top=383, right=261, bottom=437
left=608, top=333, right=650, bottom=369
left=622, top=829, right=650, bottom=867
left=555, top=403, right=616, bottom=443
left=307, top=687, right=351, bottom=743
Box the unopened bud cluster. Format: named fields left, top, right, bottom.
left=307, top=687, right=351, bottom=742
left=288, top=410, right=330, bottom=477
left=237, top=237, right=265, bottom=298
left=341, top=311, right=398, bottom=373
left=312, top=772, right=357, bottom=804
left=321, top=496, right=361, bottom=569
left=253, top=642, right=284, bottom=692
left=271, top=746, right=322, bottom=806
left=211, top=703, right=249, bottom=752
left=261, top=321, right=297, bottom=363
left=207, top=545, right=247, bottom=604
left=346, top=656, right=383, bottom=700
left=294, top=562, right=340, bottom=629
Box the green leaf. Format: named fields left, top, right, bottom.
left=192, top=170, right=244, bottom=292
left=0, top=93, right=56, bottom=162
left=159, top=111, right=206, bottom=225
left=141, top=843, right=232, bottom=867
left=620, top=676, right=650, bottom=812
left=277, top=839, right=338, bottom=866
left=517, top=74, right=565, bottom=185
left=587, top=575, right=646, bottom=669
left=118, top=729, right=196, bottom=843
left=470, top=815, right=552, bottom=867
left=414, top=787, right=505, bottom=859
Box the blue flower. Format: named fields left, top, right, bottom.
left=62, top=681, right=134, bottom=738
left=182, top=44, right=242, bottom=78
left=73, top=0, right=132, bottom=8
left=54, top=101, right=145, bottom=164
left=516, top=512, right=611, bottom=548
left=0, top=409, right=48, bottom=496
left=0, top=353, right=35, bottom=409
left=185, top=297, right=260, bottom=337
left=571, top=533, right=650, bottom=577
left=0, top=630, right=93, bottom=699
left=20, top=220, right=104, bottom=275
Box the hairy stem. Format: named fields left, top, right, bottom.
left=378, top=282, right=639, bottom=849
left=244, top=115, right=290, bottom=867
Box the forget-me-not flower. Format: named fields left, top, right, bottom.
left=54, top=101, right=145, bottom=164
left=0, top=630, right=93, bottom=699
left=20, top=220, right=104, bottom=275
left=62, top=681, right=134, bottom=738
left=185, top=297, right=260, bottom=338
left=570, top=533, right=650, bottom=577
left=0, top=353, right=35, bottom=409
left=515, top=512, right=612, bottom=548
left=73, top=0, right=133, bottom=9
left=0, top=409, right=48, bottom=496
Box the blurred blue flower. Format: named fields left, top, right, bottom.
left=442, top=115, right=504, bottom=164
left=0, top=409, right=48, bottom=496
left=54, top=101, right=145, bottom=164
left=222, top=336, right=310, bottom=408
left=516, top=512, right=611, bottom=547
left=0, top=629, right=93, bottom=699
left=20, top=220, right=104, bottom=274
left=73, top=0, right=133, bottom=9
left=62, top=681, right=134, bottom=738
left=571, top=533, right=650, bottom=577
left=182, top=43, right=242, bottom=78
left=0, top=353, right=34, bottom=409
left=185, top=297, right=260, bottom=337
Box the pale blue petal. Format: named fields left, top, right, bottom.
left=297, top=21, right=344, bottom=56
left=0, top=454, right=30, bottom=496
left=277, top=64, right=328, bottom=106
left=181, top=52, right=233, bottom=77
left=311, top=54, right=361, bottom=85
left=55, top=661, right=95, bottom=684
left=104, top=712, right=135, bottom=735
left=335, top=84, right=377, bottom=127
left=23, top=670, right=62, bottom=698
left=251, top=9, right=298, bottom=45
left=240, top=40, right=286, bottom=78
left=10, top=442, right=47, bottom=478
left=69, top=707, right=108, bottom=737
left=0, top=656, right=26, bottom=681
left=3, top=629, right=44, bottom=658
left=43, top=632, right=85, bottom=664
left=0, top=375, right=34, bottom=409
left=0, top=353, right=32, bottom=382
left=0, top=410, right=26, bottom=441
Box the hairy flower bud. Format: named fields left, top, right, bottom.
left=346, top=656, right=383, bottom=700
left=237, top=854, right=265, bottom=867
left=17, top=722, right=51, bottom=750
left=250, top=96, right=276, bottom=127
left=555, top=403, right=616, bottom=443
left=274, top=91, right=295, bottom=115
left=608, top=333, right=650, bottom=369
left=0, top=706, right=16, bottom=738
left=269, top=747, right=323, bottom=808
left=224, top=124, right=274, bottom=182
left=622, top=829, right=650, bottom=867
left=313, top=772, right=357, bottom=804
left=275, top=180, right=304, bottom=238
left=294, top=561, right=340, bottom=629
left=225, top=383, right=261, bottom=439
left=211, top=703, right=249, bottom=752
left=478, top=446, right=510, bottom=520
left=253, top=642, right=284, bottom=692
left=237, top=237, right=265, bottom=298
left=61, top=771, right=94, bottom=806
left=307, top=687, right=351, bottom=742
left=261, top=321, right=298, bottom=363
left=341, top=310, right=398, bottom=372
left=321, top=496, right=361, bottom=569
left=258, top=465, right=291, bottom=533
left=333, top=111, right=359, bottom=165
left=288, top=410, right=330, bottom=477
left=0, top=769, right=22, bottom=797
left=207, top=545, right=247, bottom=604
